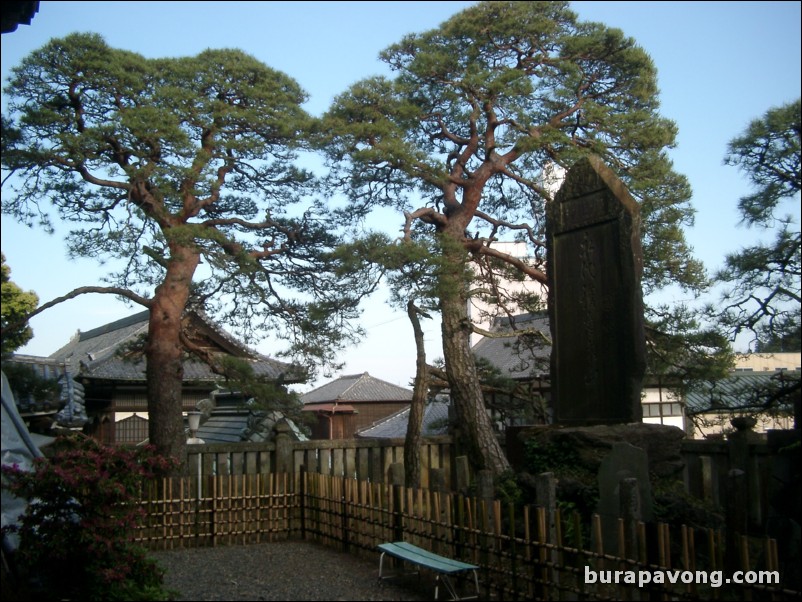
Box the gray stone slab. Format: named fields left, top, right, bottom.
left=595, top=442, right=653, bottom=554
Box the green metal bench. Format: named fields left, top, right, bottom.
left=377, top=541, right=480, bottom=601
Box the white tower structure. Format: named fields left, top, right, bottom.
left=541, top=161, right=566, bottom=200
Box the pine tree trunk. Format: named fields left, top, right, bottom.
left=404, top=300, right=428, bottom=488
left=438, top=233, right=510, bottom=477
left=145, top=245, right=200, bottom=474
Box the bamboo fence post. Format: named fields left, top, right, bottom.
left=241, top=476, right=247, bottom=545
left=392, top=483, right=403, bottom=544
left=261, top=473, right=269, bottom=543
left=573, top=510, right=586, bottom=601
left=221, top=475, right=228, bottom=545
left=299, top=467, right=307, bottom=540
left=281, top=472, right=288, bottom=540
left=285, top=472, right=291, bottom=531
left=235, top=476, right=241, bottom=545
left=321, top=473, right=327, bottom=541
left=454, top=495, right=464, bottom=562
left=593, top=513, right=604, bottom=574
left=466, top=497, right=475, bottom=562
left=590, top=511, right=603, bottom=599
left=538, top=506, right=549, bottom=600
left=475, top=499, right=487, bottom=575
left=493, top=499, right=502, bottom=595
left=161, top=477, right=168, bottom=548
left=507, top=501, right=519, bottom=601
left=433, top=490, right=442, bottom=553
left=524, top=505, right=534, bottom=600
left=380, top=480, right=388, bottom=545
left=681, top=525, right=694, bottom=597
left=616, top=518, right=630, bottom=601
left=211, top=476, right=218, bottom=546
left=404, top=486, right=413, bottom=545
left=445, top=492, right=454, bottom=558
left=417, top=488, right=425, bottom=544
left=359, top=479, right=367, bottom=548
left=554, top=505, right=564, bottom=602
left=764, top=536, right=779, bottom=573
left=188, top=476, right=194, bottom=545
left=342, top=478, right=350, bottom=552
left=662, top=523, right=672, bottom=569
left=365, top=480, right=374, bottom=547
left=740, top=534, right=753, bottom=602
left=494, top=499, right=502, bottom=574
left=267, top=473, right=274, bottom=542
left=707, top=528, right=720, bottom=602
left=247, top=475, right=253, bottom=544
left=637, top=521, right=647, bottom=565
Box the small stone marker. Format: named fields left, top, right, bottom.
left=546, top=155, right=646, bottom=425
left=595, top=442, right=653, bottom=554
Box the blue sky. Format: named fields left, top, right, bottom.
left=2, top=1, right=800, bottom=390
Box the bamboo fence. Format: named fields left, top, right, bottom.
left=134, top=472, right=800, bottom=601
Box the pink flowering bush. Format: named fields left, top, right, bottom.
left=1, top=435, right=176, bottom=601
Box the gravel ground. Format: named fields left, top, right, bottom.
left=150, top=540, right=434, bottom=601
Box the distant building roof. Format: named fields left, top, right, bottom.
left=301, top=372, right=413, bottom=405
left=686, top=370, right=800, bottom=415
left=356, top=399, right=451, bottom=438
left=195, top=410, right=308, bottom=444
left=2, top=355, right=78, bottom=421
left=472, top=312, right=551, bottom=380
left=49, top=309, right=304, bottom=384
left=195, top=413, right=251, bottom=443
left=303, top=403, right=356, bottom=414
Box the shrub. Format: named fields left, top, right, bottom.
left=494, top=469, right=523, bottom=507
left=1, top=435, right=176, bottom=601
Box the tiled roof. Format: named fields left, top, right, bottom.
left=49, top=310, right=303, bottom=383
left=471, top=313, right=551, bottom=380
left=686, top=370, right=800, bottom=414
left=194, top=413, right=251, bottom=443
left=49, top=311, right=150, bottom=373
left=3, top=354, right=70, bottom=380
left=194, top=410, right=308, bottom=443
left=301, top=403, right=356, bottom=413
left=356, top=399, right=451, bottom=438
left=301, top=372, right=413, bottom=405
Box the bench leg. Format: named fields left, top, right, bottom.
left=470, top=569, right=479, bottom=599
left=436, top=571, right=480, bottom=601
left=378, top=551, right=386, bottom=581
left=378, top=553, right=420, bottom=584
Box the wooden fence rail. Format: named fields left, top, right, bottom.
left=187, top=425, right=800, bottom=540
left=135, top=471, right=800, bottom=601
left=185, top=433, right=454, bottom=489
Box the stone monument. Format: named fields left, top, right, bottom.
left=546, top=155, right=646, bottom=425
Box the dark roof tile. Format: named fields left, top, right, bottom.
left=301, top=372, right=412, bottom=404
left=49, top=310, right=303, bottom=383
left=686, top=371, right=800, bottom=414
left=356, top=399, right=450, bottom=438
left=472, top=313, right=551, bottom=380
